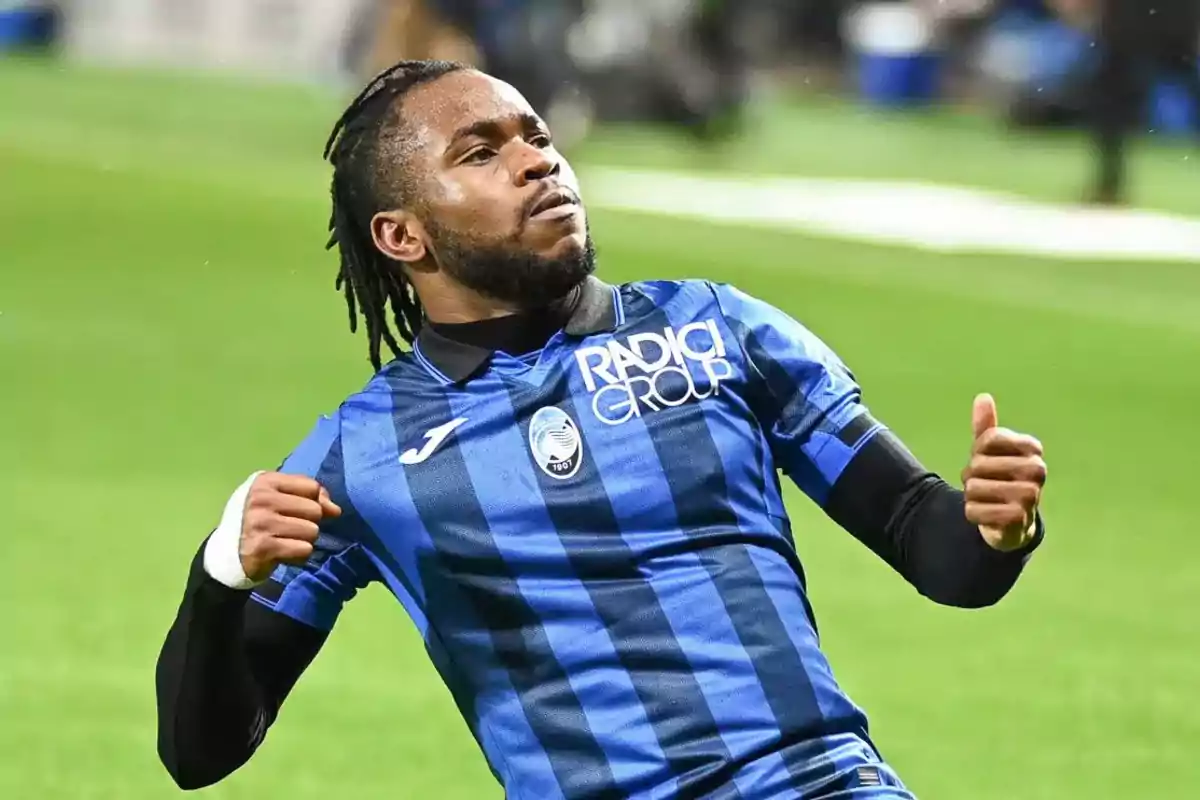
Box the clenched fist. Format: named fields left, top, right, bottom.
left=239, top=472, right=342, bottom=582
left=962, top=394, right=1047, bottom=552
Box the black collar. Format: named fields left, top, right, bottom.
left=414, top=275, right=620, bottom=383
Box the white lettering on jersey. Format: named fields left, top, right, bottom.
left=574, top=320, right=734, bottom=426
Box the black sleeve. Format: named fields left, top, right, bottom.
left=823, top=423, right=1044, bottom=609
left=155, top=539, right=328, bottom=790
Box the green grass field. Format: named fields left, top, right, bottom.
left=2, top=57, right=1199, bottom=799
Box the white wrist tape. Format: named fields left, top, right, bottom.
left=203, top=471, right=266, bottom=590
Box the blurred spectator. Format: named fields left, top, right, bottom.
left=351, top=1, right=772, bottom=146
left=982, top=1, right=1096, bottom=130
left=786, top=0, right=849, bottom=64
left=444, top=0, right=585, bottom=135
left=353, top=0, right=480, bottom=78
left=1069, top=0, right=1200, bottom=204
left=567, top=0, right=769, bottom=139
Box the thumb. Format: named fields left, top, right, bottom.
left=317, top=486, right=343, bottom=518
left=972, top=393, right=998, bottom=440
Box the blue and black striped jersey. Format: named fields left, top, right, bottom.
left=255, top=276, right=902, bottom=799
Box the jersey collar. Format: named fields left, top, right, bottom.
left=413, top=275, right=621, bottom=384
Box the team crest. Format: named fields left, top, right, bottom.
left=528, top=406, right=583, bottom=480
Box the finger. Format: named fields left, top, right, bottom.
left=242, top=514, right=318, bottom=542
left=240, top=530, right=314, bottom=573
left=263, top=492, right=325, bottom=523
left=317, top=486, right=343, bottom=518
left=964, top=455, right=1047, bottom=484
left=271, top=517, right=321, bottom=543
left=975, top=428, right=1044, bottom=457
left=972, top=393, right=998, bottom=440
left=272, top=538, right=316, bottom=566
left=964, top=478, right=1041, bottom=508
left=265, top=473, right=323, bottom=500
left=965, top=501, right=1031, bottom=530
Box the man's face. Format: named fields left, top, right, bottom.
left=389, top=70, right=593, bottom=309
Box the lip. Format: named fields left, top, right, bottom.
left=530, top=202, right=580, bottom=221
left=528, top=187, right=580, bottom=219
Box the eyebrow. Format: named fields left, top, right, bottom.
left=446, top=113, right=546, bottom=151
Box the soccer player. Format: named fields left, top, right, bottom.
left=155, top=60, right=1048, bottom=799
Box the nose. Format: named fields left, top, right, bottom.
left=512, top=141, right=559, bottom=186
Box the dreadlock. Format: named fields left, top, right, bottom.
left=324, top=59, right=469, bottom=371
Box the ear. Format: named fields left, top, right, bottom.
left=371, top=210, right=428, bottom=264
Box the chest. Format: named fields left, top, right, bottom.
left=344, top=320, right=775, bottom=570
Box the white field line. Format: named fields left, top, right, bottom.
left=582, top=168, right=1200, bottom=263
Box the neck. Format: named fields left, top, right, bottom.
left=417, top=281, right=520, bottom=324
left=415, top=275, right=582, bottom=327
left=427, top=292, right=581, bottom=357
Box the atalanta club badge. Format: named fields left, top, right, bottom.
left=528, top=406, right=583, bottom=480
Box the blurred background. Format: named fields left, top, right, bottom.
left=2, top=1, right=1199, bottom=798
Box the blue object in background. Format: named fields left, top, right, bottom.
left=1149, top=66, right=1200, bottom=136
left=1025, top=20, right=1092, bottom=90
left=986, top=5, right=1197, bottom=136
left=0, top=10, right=35, bottom=49
left=0, top=2, right=57, bottom=50
left=858, top=52, right=942, bottom=106
left=848, top=3, right=942, bottom=108
left=983, top=9, right=1094, bottom=93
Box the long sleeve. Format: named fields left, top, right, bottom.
left=155, top=539, right=327, bottom=789
left=156, top=412, right=379, bottom=789
left=711, top=281, right=1043, bottom=608
left=822, top=424, right=1042, bottom=608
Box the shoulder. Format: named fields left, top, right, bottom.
left=695, top=283, right=851, bottom=372
left=702, top=281, right=771, bottom=318
left=621, top=279, right=780, bottom=315
left=279, top=359, right=413, bottom=475
left=616, top=278, right=733, bottom=325
left=337, top=353, right=444, bottom=417
left=619, top=278, right=801, bottom=330
left=279, top=411, right=342, bottom=477
left=699, top=281, right=812, bottom=338
left=618, top=278, right=717, bottom=304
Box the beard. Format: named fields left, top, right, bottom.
left=427, top=223, right=597, bottom=310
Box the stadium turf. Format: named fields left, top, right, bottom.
left=2, top=57, right=1198, bottom=799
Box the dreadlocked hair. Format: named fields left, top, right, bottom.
left=324, top=59, right=469, bottom=372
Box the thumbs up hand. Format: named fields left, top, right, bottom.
left=961, top=394, right=1047, bottom=552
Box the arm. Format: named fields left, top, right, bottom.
left=155, top=538, right=328, bottom=789
left=156, top=416, right=378, bottom=789
left=712, top=283, right=1045, bottom=608
left=822, top=422, right=1043, bottom=608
